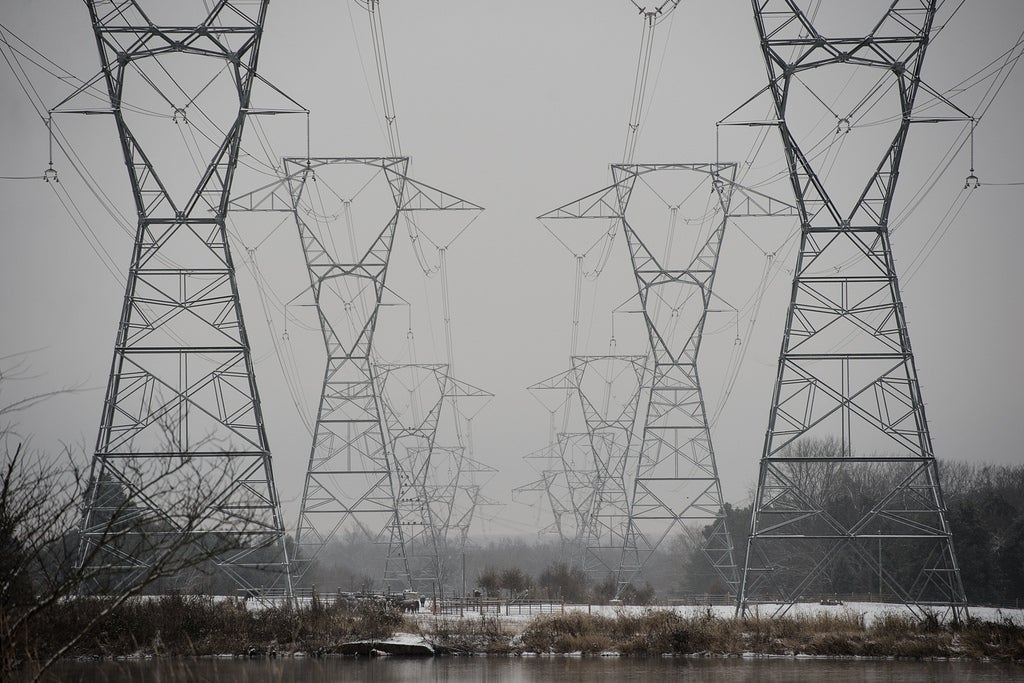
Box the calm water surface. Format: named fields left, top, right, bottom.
left=27, top=657, right=1024, bottom=682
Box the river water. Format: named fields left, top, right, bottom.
left=26, top=656, right=1023, bottom=682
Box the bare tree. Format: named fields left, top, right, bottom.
left=500, top=567, right=532, bottom=598
left=477, top=567, right=501, bottom=597
left=0, top=356, right=285, bottom=680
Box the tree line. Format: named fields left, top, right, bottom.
left=679, top=457, right=1024, bottom=606
left=296, top=454, right=1024, bottom=607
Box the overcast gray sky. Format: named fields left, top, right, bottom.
left=1, top=1, right=1022, bottom=538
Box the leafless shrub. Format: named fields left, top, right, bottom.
left=0, top=356, right=288, bottom=681
left=427, top=615, right=512, bottom=654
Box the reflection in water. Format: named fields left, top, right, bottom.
left=30, top=656, right=1023, bottom=682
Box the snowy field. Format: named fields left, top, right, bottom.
left=410, top=601, right=1024, bottom=628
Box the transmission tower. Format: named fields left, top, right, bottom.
left=541, top=164, right=748, bottom=595
left=258, top=157, right=481, bottom=589
left=429, top=406, right=497, bottom=573
left=738, top=1, right=967, bottom=621
left=530, top=356, right=648, bottom=576
left=376, top=362, right=491, bottom=591
left=414, top=445, right=496, bottom=556
left=73, top=0, right=291, bottom=595
left=514, top=433, right=604, bottom=562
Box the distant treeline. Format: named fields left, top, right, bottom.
left=9, top=458, right=1018, bottom=606
left=303, top=459, right=1024, bottom=607
left=930, top=460, right=1024, bottom=606
left=679, top=459, right=1024, bottom=606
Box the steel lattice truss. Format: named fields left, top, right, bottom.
left=75, top=0, right=292, bottom=595
left=514, top=433, right=603, bottom=562
left=528, top=356, right=648, bottom=576
left=541, top=163, right=744, bottom=595
left=739, top=0, right=967, bottom=621
left=375, top=363, right=492, bottom=591
left=259, top=157, right=483, bottom=589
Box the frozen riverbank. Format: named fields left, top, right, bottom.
left=12, top=594, right=1023, bottom=669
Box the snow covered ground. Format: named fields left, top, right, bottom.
left=413, top=601, right=1024, bottom=628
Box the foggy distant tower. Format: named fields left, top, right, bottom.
left=530, top=357, right=648, bottom=575
left=405, top=440, right=495, bottom=576
left=541, top=163, right=741, bottom=596
left=573, top=356, right=648, bottom=577
left=75, top=1, right=291, bottom=594
left=375, top=363, right=491, bottom=591
left=739, top=1, right=967, bottom=620
left=514, top=433, right=602, bottom=562
left=614, top=165, right=739, bottom=595
left=426, top=394, right=496, bottom=579
left=280, top=157, right=481, bottom=589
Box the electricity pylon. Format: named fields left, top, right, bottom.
left=530, top=356, right=648, bottom=576
left=541, top=163, right=746, bottom=596
left=738, top=0, right=967, bottom=621
left=376, top=362, right=491, bottom=591
left=514, top=433, right=603, bottom=563
left=266, top=157, right=481, bottom=589
left=73, top=0, right=291, bottom=595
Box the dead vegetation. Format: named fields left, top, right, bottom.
left=16, top=592, right=406, bottom=662
left=515, top=609, right=1024, bottom=660
left=10, top=598, right=1024, bottom=666
left=422, top=615, right=513, bottom=654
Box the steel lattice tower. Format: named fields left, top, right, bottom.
left=376, top=362, right=491, bottom=591
left=514, top=432, right=604, bottom=563
left=529, top=356, right=648, bottom=576
left=541, top=163, right=743, bottom=595
left=75, top=0, right=291, bottom=594
left=739, top=0, right=967, bottom=620
left=267, top=157, right=481, bottom=589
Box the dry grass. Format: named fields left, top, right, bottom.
left=520, top=609, right=745, bottom=655
left=954, top=616, right=1024, bottom=660
left=13, top=598, right=1024, bottom=663
left=516, top=609, right=1024, bottom=660
left=18, top=592, right=408, bottom=660
left=423, top=615, right=515, bottom=654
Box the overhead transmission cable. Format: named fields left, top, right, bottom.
left=0, top=26, right=133, bottom=285
left=0, top=21, right=167, bottom=118
left=561, top=1, right=686, bottom=357
left=248, top=247, right=315, bottom=433
left=718, top=6, right=1020, bottom=367
left=590, top=2, right=680, bottom=280
left=3, top=13, right=324, bottom=430
left=533, top=2, right=687, bottom=455
left=356, top=0, right=483, bottom=485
